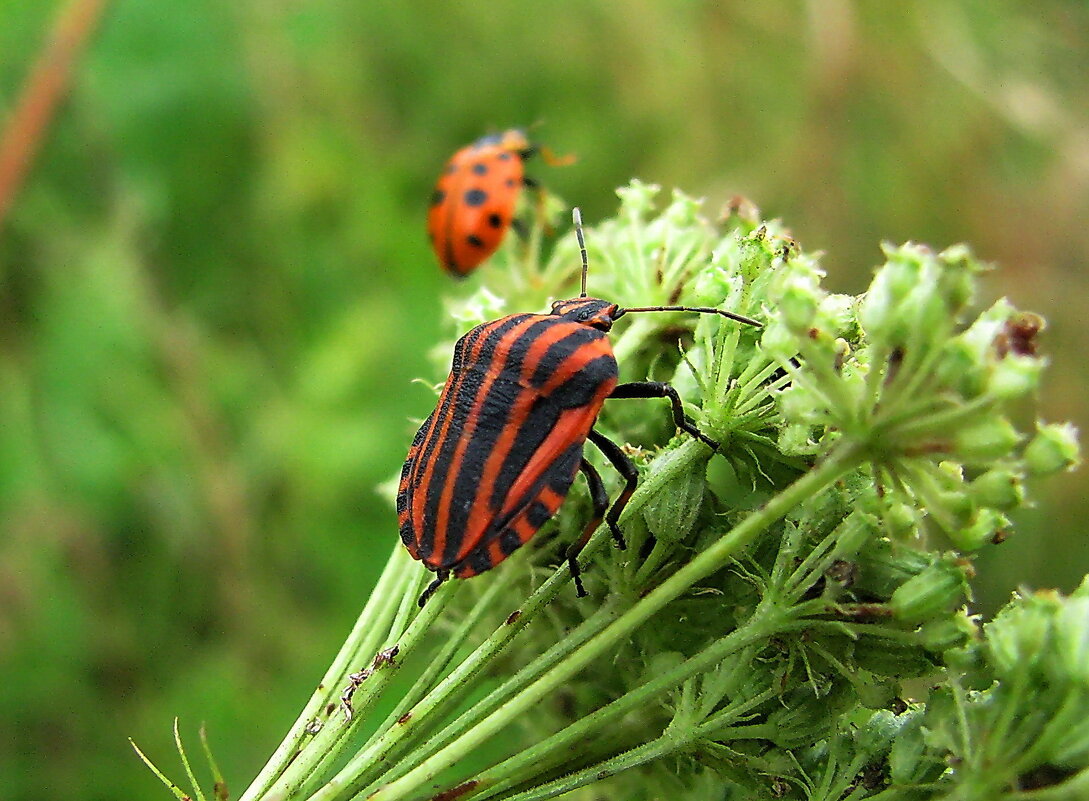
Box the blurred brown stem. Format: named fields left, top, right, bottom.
left=0, top=0, right=110, bottom=231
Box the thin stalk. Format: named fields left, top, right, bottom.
left=477, top=680, right=781, bottom=801
left=353, top=599, right=623, bottom=792
left=499, top=737, right=678, bottom=801
left=465, top=611, right=798, bottom=801
left=370, top=568, right=519, bottom=741
left=883, top=394, right=997, bottom=442
left=312, top=439, right=715, bottom=800
left=264, top=560, right=442, bottom=800
left=238, top=545, right=414, bottom=801
left=367, top=441, right=865, bottom=801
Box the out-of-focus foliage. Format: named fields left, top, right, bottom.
left=0, top=2, right=1085, bottom=799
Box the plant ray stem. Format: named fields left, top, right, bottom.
left=264, top=558, right=444, bottom=801
left=310, top=439, right=713, bottom=800
left=479, top=682, right=780, bottom=801
left=371, top=569, right=519, bottom=742
left=365, top=441, right=865, bottom=801
left=238, top=544, right=414, bottom=801
left=354, top=599, right=623, bottom=793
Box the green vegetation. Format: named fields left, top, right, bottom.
left=145, top=188, right=1082, bottom=799
left=1, top=3, right=1087, bottom=800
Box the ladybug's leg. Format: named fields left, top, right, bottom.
left=609, top=381, right=719, bottom=450
left=521, top=175, right=557, bottom=238
left=510, top=217, right=530, bottom=240
left=587, top=429, right=637, bottom=550
left=417, top=568, right=450, bottom=608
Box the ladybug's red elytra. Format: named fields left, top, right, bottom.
left=427, top=129, right=572, bottom=277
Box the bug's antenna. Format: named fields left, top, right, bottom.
left=619, top=305, right=762, bottom=327
left=573, top=207, right=588, bottom=298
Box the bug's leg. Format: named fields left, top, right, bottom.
left=609, top=381, right=719, bottom=450
left=417, top=568, right=450, bottom=608
left=577, top=457, right=618, bottom=548
left=587, top=429, right=637, bottom=550
left=563, top=457, right=613, bottom=598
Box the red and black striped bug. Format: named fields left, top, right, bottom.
left=398, top=209, right=762, bottom=605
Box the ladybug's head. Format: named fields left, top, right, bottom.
left=498, top=129, right=531, bottom=152
left=472, top=129, right=532, bottom=156
left=550, top=297, right=620, bottom=331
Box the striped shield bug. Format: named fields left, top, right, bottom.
left=398, top=208, right=762, bottom=605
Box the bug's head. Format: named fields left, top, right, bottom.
left=550, top=297, right=620, bottom=331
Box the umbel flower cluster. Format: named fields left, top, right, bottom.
left=141, top=182, right=1083, bottom=801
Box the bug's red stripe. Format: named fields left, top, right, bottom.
left=450, top=336, right=616, bottom=565
left=457, top=323, right=582, bottom=557
left=409, top=316, right=523, bottom=559
left=430, top=315, right=545, bottom=563
left=409, top=322, right=488, bottom=493
left=397, top=411, right=432, bottom=558
left=441, top=324, right=612, bottom=565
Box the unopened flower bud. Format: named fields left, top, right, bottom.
left=889, top=555, right=972, bottom=623
left=643, top=453, right=706, bottom=542
left=951, top=416, right=1021, bottom=463
left=780, top=278, right=820, bottom=334
left=969, top=467, right=1024, bottom=511
left=919, top=611, right=978, bottom=653
left=616, top=180, right=661, bottom=219
left=989, top=354, right=1044, bottom=399
left=1024, top=422, right=1080, bottom=476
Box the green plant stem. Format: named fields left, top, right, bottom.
left=371, top=568, right=519, bottom=741
left=238, top=544, right=415, bottom=801
left=471, top=670, right=783, bottom=801
left=311, top=437, right=715, bottom=800
left=367, top=440, right=865, bottom=801
left=262, top=557, right=442, bottom=800
left=884, top=394, right=997, bottom=443
left=305, top=548, right=595, bottom=801
left=353, top=599, right=623, bottom=794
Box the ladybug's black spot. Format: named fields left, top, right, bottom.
left=430, top=189, right=446, bottom=207
left=464, top=188, right=488, bottom=207
left=498, top=152, right=512, bottom=161
left=487, top=213, right=504, bottom=229
left=471, top=162, right=488, bottom=175
left=467, top=234, right=485, bottom=248
left=505, top=178, right=517, bottom=188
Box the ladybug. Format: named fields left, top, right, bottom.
left=427, top=129, right=572, bottom=277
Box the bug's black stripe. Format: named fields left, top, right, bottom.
left=398, top=411, right=433, bottom=547
left=486, top=346, right=616, bottom=514
left=488, top=441, right=583, bottom=552
left=410, top=322, right=490, bottom=494
left=439, top=316, right=559, bottom=564
left=529, top=327, right=599, bottom=388
left=413, top=315, right=527, bottom=558
left=419, top=314, right=541, bottom=560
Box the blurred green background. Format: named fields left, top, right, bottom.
left=1, top=1, right=1086, bottom=798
